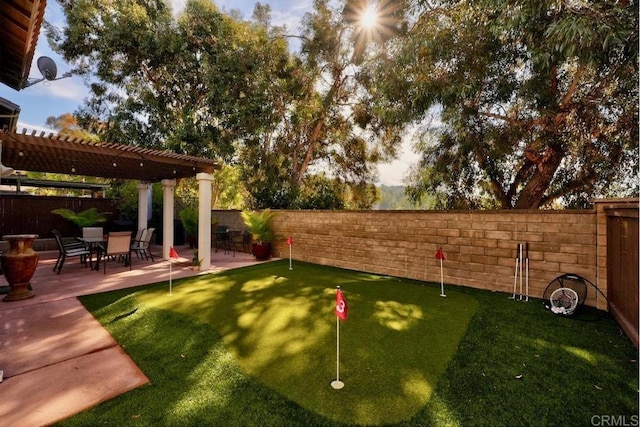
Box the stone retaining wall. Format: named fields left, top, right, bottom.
left=268, top=210, right=602, bottom=306
left=155, top=203, right=637, bottom=309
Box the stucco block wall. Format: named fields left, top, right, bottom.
left=214, top=208, right=612, bottom=308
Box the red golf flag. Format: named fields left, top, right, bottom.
left=435, top=247, right=446, bottom=260
left=169, top=246, right=179, bottom=259
left=287, top=236, right=293, bottom=246
left=335, top=288, right=348, bottom=321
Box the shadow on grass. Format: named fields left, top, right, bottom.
left=67, top=260, right=638, bottom=426
left=406, top=287, right=639, bottom=426
left=134, top=261, right=478, bottom=425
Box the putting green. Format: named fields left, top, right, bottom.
left=140, top=261, right=478, bottom=425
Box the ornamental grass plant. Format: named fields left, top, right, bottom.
left=62, top=261, right=638, bottom=426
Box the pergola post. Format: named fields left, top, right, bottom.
left=161, top=179, right=176, bottom=260
left=136, top=182, right=151, bottom=231
left=197, top=172, right=213, bottom=271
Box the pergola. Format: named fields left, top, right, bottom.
left=0, top=0, right=222, bottom=269
left=0, top=129, right=221, bottom=270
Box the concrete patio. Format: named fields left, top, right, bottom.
left=0, top=243, right=265, bottom=426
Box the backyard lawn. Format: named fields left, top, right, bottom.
left=62, top=260, right=638, bottom=426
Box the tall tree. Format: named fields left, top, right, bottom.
left=372, top=0, right=638, bottom=208
left=48, top=0, right=400, bottom=210
left=239, top=0, right=408, bottom=209
left=45, top=113, right=99, bottom=141
left=46, top=0, right=289, bottom=161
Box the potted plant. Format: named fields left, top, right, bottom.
left=241, top=209, right=278, bottom=261
left=191, top=248, right=203, bottom=269
left=52, top=208, right=110, bottom=229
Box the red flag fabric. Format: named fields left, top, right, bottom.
left=435, top=247, right=446, bottom=260
left=335, top=288, right=348, bottom=321
left=169, top=246, right=179, bottom=259
left=287, top=236, right=293, bottom=246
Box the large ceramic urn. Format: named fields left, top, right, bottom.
left=1, top=234, right=39, bottom=302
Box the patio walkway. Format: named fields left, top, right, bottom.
left=0, top=244, right=265, bottom=426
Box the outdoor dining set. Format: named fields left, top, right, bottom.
left=52, top=227, right=156, bottom=274
left=48, top=224, right=251, bottom=276
left=213, top=226, right=252, bottom=256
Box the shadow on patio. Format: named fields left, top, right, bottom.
left=0, top=243, right=268, bottom=427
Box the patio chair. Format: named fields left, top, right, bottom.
left=132, top=227, right=146, bottom=244
left=82, top=227, right=103, bottom=239
left=214, top=225, right=231, bottom=253
left=240, top=229, right=252, bottom=253
left=231, top=229, right=252, bottom=255
left=130, top=228, right=146, bottom=256
left=52, top=229, right=92, bottom=274
left=131, top=227, right=155, bottom=261
left=98, top=231, right=132, bottom=274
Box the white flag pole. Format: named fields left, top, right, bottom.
left=440, top=258, right=446, bottom=297
left=289, top=244, right=293, bottom=270
left=331, top=315, right=344, bottom=389
left=331, top=286, right=345, bottom=390
left=169, top=261, right=173, bottom=295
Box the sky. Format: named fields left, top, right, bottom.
left=0, top=0, right=415, bottom=186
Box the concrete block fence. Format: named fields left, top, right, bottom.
left=215, top=208, right=607, bottom=308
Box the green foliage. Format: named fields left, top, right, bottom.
left=212, top=165, right=245, bottom=209
left=51, top=208, right=110, bottom=227
left=48, top=0, right=408, bottom=210
left=294, top=174, right=345, bottom=209
left=236, top=0, right=406, bottom=209
left=372, top=0, right=639, bottom=208
left=109, top=180, right=162, bottom=222
left=375, top=185, right=435, bottom=210
left=47, top=0, right=289, bottom=162
left=240, top=208, right=277, bottom=244
left=174, top=178, right=199, bottom=212
left=190, top=248, right=202, bottom=267
left=178, top=207, right=199, bottom=237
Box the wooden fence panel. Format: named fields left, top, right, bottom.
left=0, top=195, right=120, bottom=238
left=607, top=208, right=639, bottom=347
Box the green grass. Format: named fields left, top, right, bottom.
left=61, top=260, right=638, bottom=426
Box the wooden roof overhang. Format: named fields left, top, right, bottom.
left=0, top=0, right=46, bottom=91
left=0, top=129, right=220, bottom=181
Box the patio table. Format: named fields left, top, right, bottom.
left=78, top=236, right=105, bottom=270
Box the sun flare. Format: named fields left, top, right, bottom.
left=360, top=4, right=378, bottom=28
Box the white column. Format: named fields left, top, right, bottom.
left=161, top=179, right=176, bottom=260
left=197, top=172, right=213, bottom=270
left=136, top=182, right=150, bottom=231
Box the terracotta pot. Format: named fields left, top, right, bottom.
left=1, top=234, right=39, bottom=302
left=252, top=243, right=271, bottom=261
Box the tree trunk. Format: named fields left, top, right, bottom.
left=514, top=146, right=564, bottom=209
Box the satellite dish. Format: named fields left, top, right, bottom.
left=23, top=56, right=72, bottom=89
left=37, top=56, right=58, bottom=80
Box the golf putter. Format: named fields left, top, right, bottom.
left=525, top=242, right=529, bottom=302
left=519, top=242, right=524, bottom=301
left=512, top=243, right=520, bottom=299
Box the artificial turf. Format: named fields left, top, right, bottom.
left=63, top=260, right=638, bottom=426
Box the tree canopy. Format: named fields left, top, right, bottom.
left=47, top=0, right=406, bottom=209
left=47, top=0, right=286, bottom=161
left=371, top=0, right=638, bottom=208
left=237, top=0, right=405, bottom=208
left=46, top=0, right=638, bottom=210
